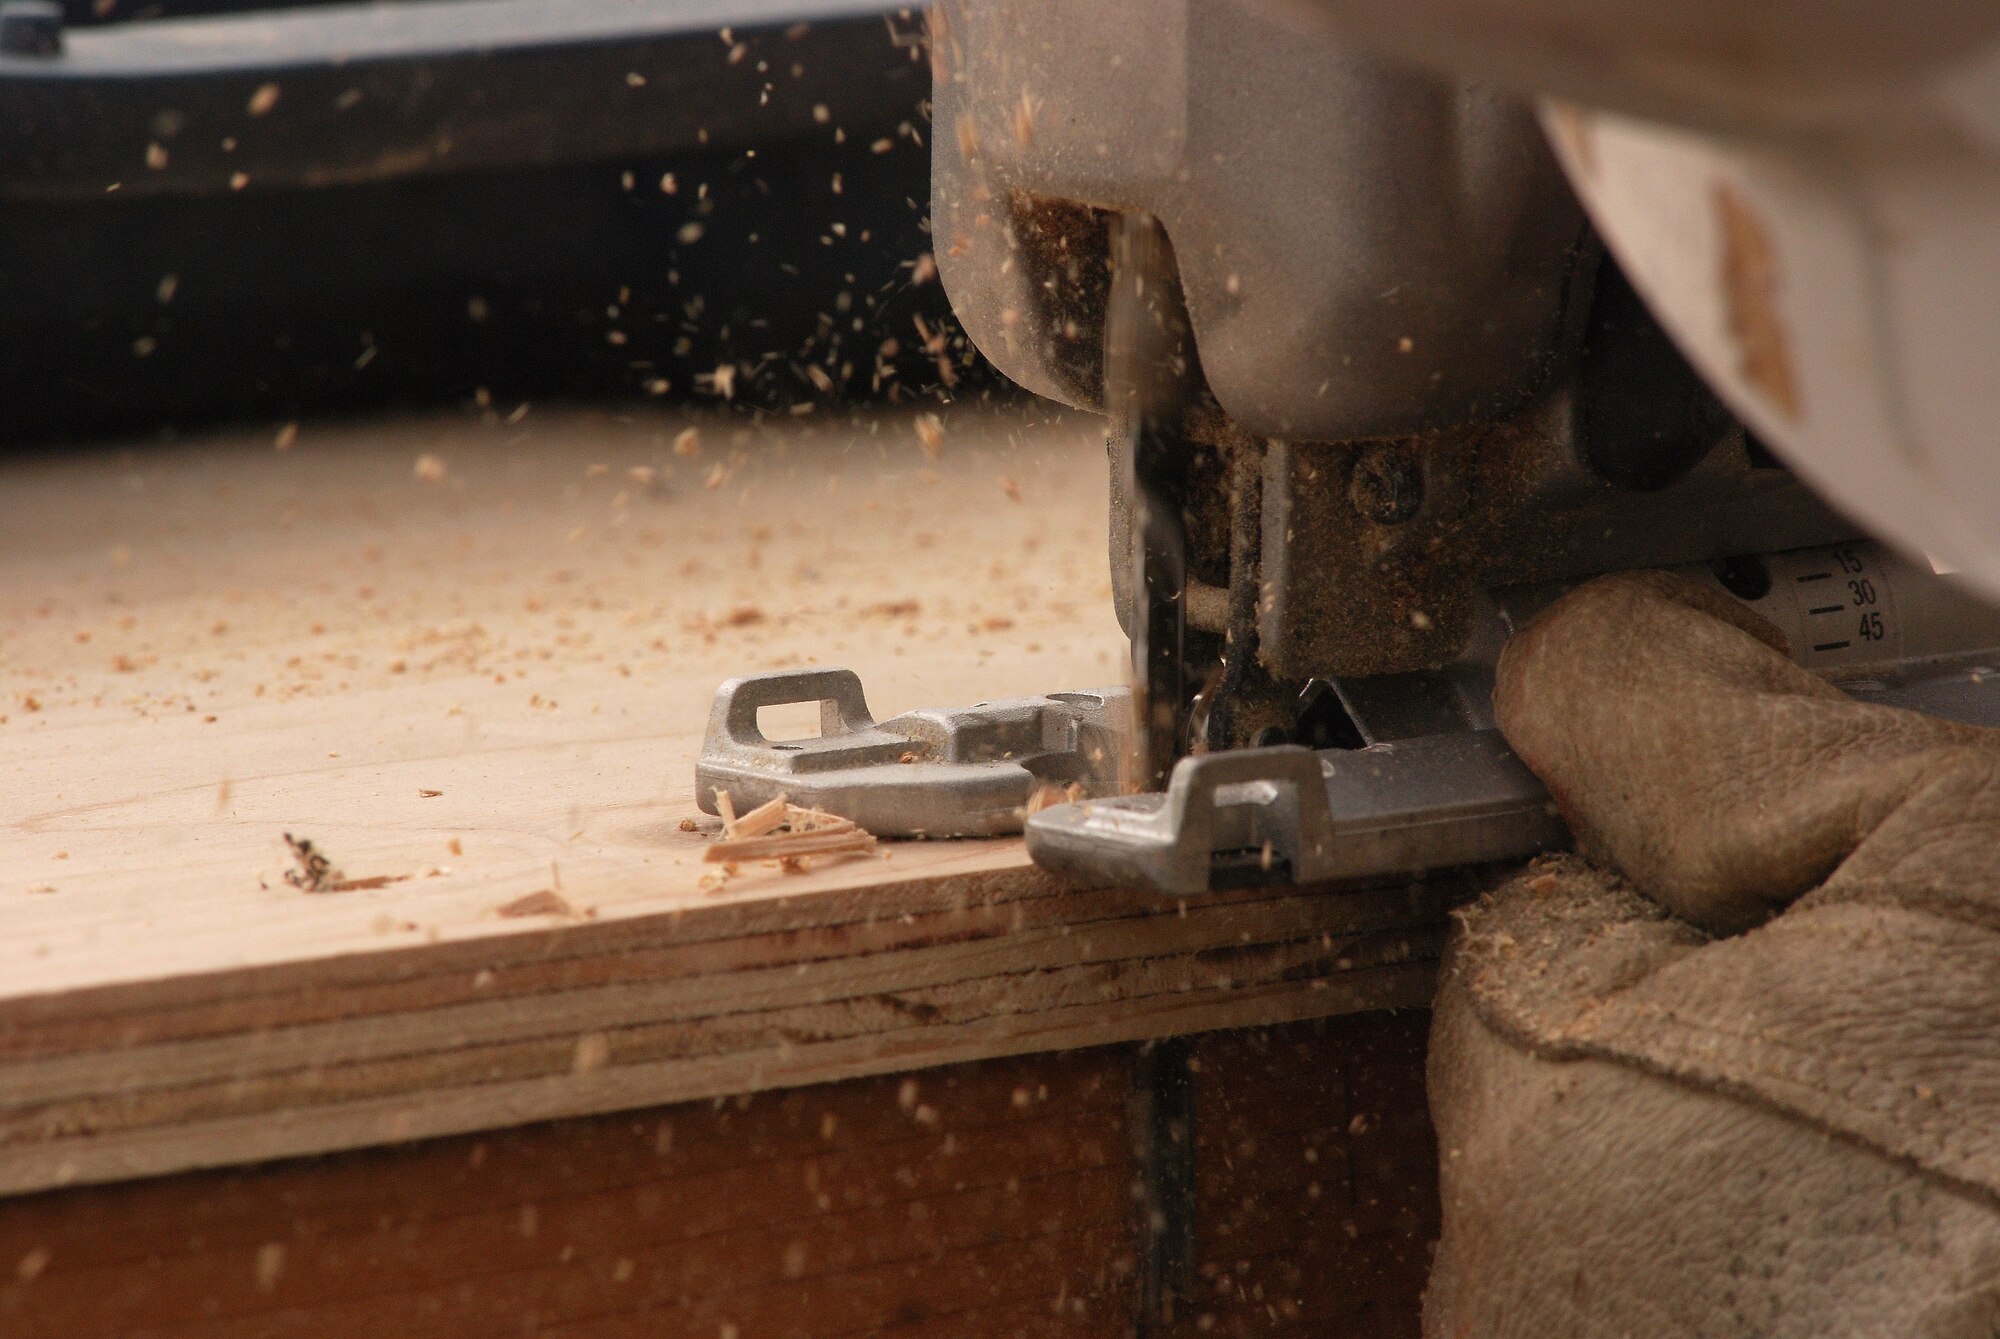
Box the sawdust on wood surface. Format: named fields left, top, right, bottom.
left=0, top=402, right=1120, bottom=962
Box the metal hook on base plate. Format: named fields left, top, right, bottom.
left=695, top=668, right=1130, bottom=838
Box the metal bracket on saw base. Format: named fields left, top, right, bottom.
left=1024, top=733, right=1566, bottom=896
left=695, top=668, right=1129, bottom=837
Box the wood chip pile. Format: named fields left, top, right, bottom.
left=703, top=791, right=878, bottom=871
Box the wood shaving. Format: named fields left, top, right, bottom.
left=862, top=599, right=920, bottom=618
left=325, top=875, right=407, bottom=892
left=497, top=888, right=574, bottom=918
left=1012, top=89, right=1038, bottom=146
left=15, top=1247, right=50, bottom=1282
left=784, top=805, right=856, bottom=833
left=703, top=802, right=875, bottom=872
left=723, top=794, right=789, bottom=840
left=914, top=413, right=945, bottom=460
left=1026, top=782, right=1084, bottom=815
left=705, top=828, right=876, bottom=864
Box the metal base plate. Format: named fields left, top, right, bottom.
left=1025, top=733, right=1566, bottom=896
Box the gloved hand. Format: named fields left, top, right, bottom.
left=1425, top=571, right=2000, bottom=1338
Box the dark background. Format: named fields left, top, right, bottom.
left=0, top=3, right=994, bottom=444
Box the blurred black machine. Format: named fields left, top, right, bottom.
left=0, top=0, right=968, bottom=440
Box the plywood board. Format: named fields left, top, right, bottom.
left=0, top=402, right=1453, bottom=1196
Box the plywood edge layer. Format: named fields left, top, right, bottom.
left=0, top=857, right=1076, bottom=1040
left=0, top=869, right=1468, bottom=1199
left=0, top=963, right=1437, bottom=1199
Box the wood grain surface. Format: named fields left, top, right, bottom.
left=0, top=403, right=1457, bottom=1197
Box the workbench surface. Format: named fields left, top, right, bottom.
left=0, top=402, right=1447, bottom=1196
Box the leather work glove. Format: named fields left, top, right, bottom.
left=1425, top=572, right=2000, bottom=1338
